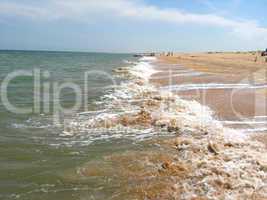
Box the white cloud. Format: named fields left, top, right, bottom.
left=0, top=0, right=267, bottom=42
left=0, top=2, right=52, bottom=19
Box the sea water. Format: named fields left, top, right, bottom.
left=0, top=50, right=155, bottom=200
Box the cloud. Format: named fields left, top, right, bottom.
left=0, top=0, right=267, bottom=42
left=0, top=2, right=51, bottom=19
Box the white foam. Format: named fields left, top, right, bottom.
left=222, top=120, right=267, bottom=125
left=161, top=83, right=267, bottom=91
left=151, top=71, right=203, bottom=79
left=254, top=115, right=267, bottom=119
left=130, top=61, right=157, bottom=81
left=123, top=59, right=136, bottom=65
left=238, top=127, right=267, bottom=133
left=11, top=123, right=27, bottom=129
left=139, top=56, right=157, bottom=61
left=223, top=127, right=248, bottom=142
left=220, top=118, right=267, bottom=137
left=78, top=109, right=108, bottom=115
left=63, top=56, right=253, bottom=146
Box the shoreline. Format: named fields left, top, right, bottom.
left=75, top=55, right=267, bottom=199
left=149, top=55, right=267, bottom=198
left=156, top=53, right=267, bottom=147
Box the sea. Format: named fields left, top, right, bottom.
left=0, top=50, right=158, bottom=200
left=1, top=50, right=266, bottom=200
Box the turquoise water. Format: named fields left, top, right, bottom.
left=0, top=50, right=149, bottom=199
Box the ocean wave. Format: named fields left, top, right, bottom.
left=64, top=56, right=251, bottom=145
left=11, top=117, right=53, bottom=130
left=59, top=56, right=267, bottom=199
left=139, top=56, right=157, bottom=61
left=123, top=59, right=137, bottom=65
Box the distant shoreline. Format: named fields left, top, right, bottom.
left=158, top=51, right=267, bottom=74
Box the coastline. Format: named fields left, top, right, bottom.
left=150, top=54, right=267, bottom=198
left=73, top=54, right=267, bottom=199
left=157, top=53, right=267, bottom=147
left=158, top=52, right=267, bottom=75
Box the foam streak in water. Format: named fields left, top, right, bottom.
left=151, top=71, right=203, bottom=79
left=222, top=120, right=267, bottom=125
left=161, top=83, right=267, bottom=92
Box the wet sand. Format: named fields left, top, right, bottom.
left=68, top=55, right=267, bottom=199
left=156, top=52, right=267, bottom=144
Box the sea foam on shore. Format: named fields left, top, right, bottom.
left=65, top=56, right=267, bottom=199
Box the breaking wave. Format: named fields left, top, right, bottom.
left=63, top=56, right=252, bottom=144
left=60, top=56, right=267, bottom=199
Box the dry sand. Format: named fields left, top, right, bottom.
left=159, top=52, right=267, bottom=75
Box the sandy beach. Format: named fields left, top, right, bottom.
left=72, top=54, right=267, bottom=199
left=2, top=1, right=267, bottom=199
left=4, top=51, right=265, bottom=199
left=159, top=52, right=267, bottom=75
left=156, top=52, right=267, bottom=146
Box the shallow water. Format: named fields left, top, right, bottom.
left=1, top=51, right=266, bottom=199
left=0, top=50, right=159, bottom=199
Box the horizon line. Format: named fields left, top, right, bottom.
left=0, top=48, right=139, bottom=54
left=0, top=48, right=263, bottom=54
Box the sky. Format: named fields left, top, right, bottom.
left=0, top=0, right=266, bottom=53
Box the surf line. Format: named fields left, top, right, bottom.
left=221, top=120, right=267, bottom=125
left=151, top=72, right=203, bottom=79
left=160, top=83, right=267, bottom=92
left=238, top=127, right=267, bottom=133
